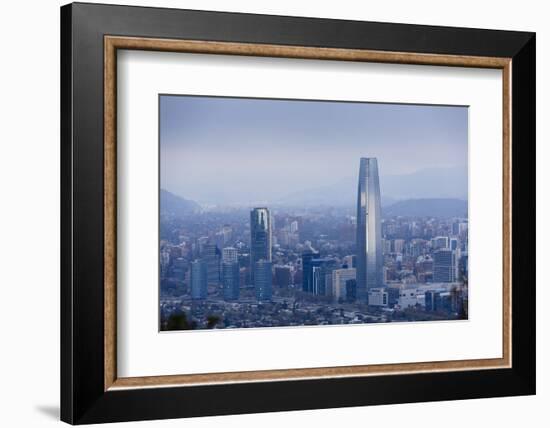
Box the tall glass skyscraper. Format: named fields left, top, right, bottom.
left=222, top=261, right=240, bottom=301
left=250, top=208, right=272, bottom=281
left=356, top=157, right=383, bottom=301
left=254, top=259, right=273, bottom=301
left=433, top=249, right=457, bottom=282
left=301, top=251, right=320, bottom=293
left=202, top=243, right=221, bottom=286
left=222, top=246, right=238, bottom=264
left=190, top=259, right=208, bottom=300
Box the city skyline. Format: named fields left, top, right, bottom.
left=159, top=96, right=469, bottom=331
left=160, top=155, right=468, bottom=329
left=160, top=95, right=468, bottom=205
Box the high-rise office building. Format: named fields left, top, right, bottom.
left=432, top=236, right=450, bottom=250
left=254, top=259, right=272, bottom=301
left=274, top=265, right=292, bottom=288
left=342, top=255, right=356, bottom=269
left=393, top=239, right=406, bottom=254
left=408, top=239, right=427, bottom=258
left=459, top=253, right=469, bottom=277
left=222, top=247, right=238, bottom=264
left=425, top=290, right=442, bottom=311
left=332, top=268, right=356, bottom=301
left=345, top=279, right=357, bottom=302
left=221, top=261, right=240, bottom=301
left=250, top=208, right=272, bottom=282
left=190, top=259, right=207, bottom=300
left=302, top=252, right=336, bottom=296
left=368, top=288, right=389, bottom=307
left=220, top=224, right=233, bottom=245
left=277, top=229, right=290, bottom=247
left=381, top=238, right=392, bottom=255
left=450, top=237, right=459, bottom=251
left=356, top=157, right=383, bottom=301
left=458, top=222, right=468, bottom=236
left=170, top=257, right=187, bottom=280
left=301, top=251, right=320, bottom=293
left=202, top=243, right=221, bottom=285
left=195, top=236, right=209, bottom=254
left=311, top=262, right=336, bottom=296
left=433, top=249, right=457, bottom=282
left=452, top=221, right=460, bottom=236
left=386, top=285, right=401, bottom=307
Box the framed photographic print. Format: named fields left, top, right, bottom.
left=60, top=2, right=536, bottom=424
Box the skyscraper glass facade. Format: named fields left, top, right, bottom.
left=222, top=261, right=240, bottom=301
left=433, top=249, right=456, bottom=282
left=202, top=243, right=221, bottom=285
left=190, top=259, right=207, bottom=300
left=301, top=251, right=320, bottom=293
left=222, top=246, right=238, bottom=264
left=254, top=259, right=273, bottom=301
left=356, top=157, right=383, bottom=301
left=250, top=208, right=272, bottom=282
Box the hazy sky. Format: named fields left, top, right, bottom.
left=160, top=95, right=468, bottom=205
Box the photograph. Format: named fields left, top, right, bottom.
left=53, top=2, right=536, bottom=424
left=159, top=95, right=469, bottom=331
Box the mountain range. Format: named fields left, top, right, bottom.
left=161, top=188, right=467, bottom=219
left=277, top=166, right=467, bottom=207
left=160, top=189, right=201, bottom=217
left=382, top=198, right=467, bottom=218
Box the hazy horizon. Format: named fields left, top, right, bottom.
left=160, top=95, right=468, bottom=205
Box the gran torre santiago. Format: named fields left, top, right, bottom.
left=356, top=157, right=384, bottom=302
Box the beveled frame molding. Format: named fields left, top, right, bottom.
left=104, top=35, right=512, bottom=392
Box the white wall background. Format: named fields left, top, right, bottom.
left=0, top=0, right=546, bottom=427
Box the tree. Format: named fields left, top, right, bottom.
left=206, top=315, right=221, bottom=329
left=164, top=312, right=196, bottom=331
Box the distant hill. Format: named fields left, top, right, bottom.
left=160, top=189, right=201, bottom=217
left=383, top=198, right=467, bottom=218
left=277, top=167, right=467, bottom=207
left=381, top=167, right=467, bottom=200
left=277, top=178, right=396, bottom=208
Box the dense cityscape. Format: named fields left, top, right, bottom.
left=160, top=158, right=468, bottom=331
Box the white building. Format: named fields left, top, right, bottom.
left=331, top=268, right=356, bottom=301
left=368, top=288, right=388, bottom=307
left=398, top=288, right=419, bottom=308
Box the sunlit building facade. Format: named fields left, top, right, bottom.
left=356, top=157, right=384, bottom=301
left=250, top=208, right=272, bottom=282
